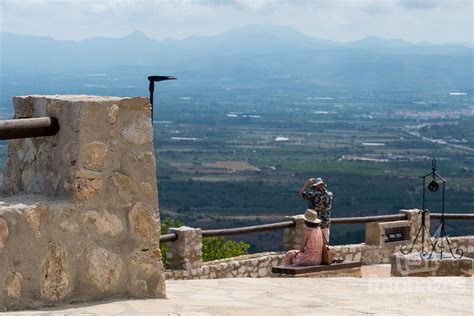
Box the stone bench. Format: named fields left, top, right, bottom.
left=272, top=262, right=362, bottom=278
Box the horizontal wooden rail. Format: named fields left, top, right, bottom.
left=430, top=213, right=474, bottom=220
left=0, top=117, right=60, bottom=140
left=160, top=233, right=178, bottom=242
left=331, top=214, right=407, bottom=224
left=202, top=220, right=295, bottom=237
left=160, top=213, right=451, bottom=243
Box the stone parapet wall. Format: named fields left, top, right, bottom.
left=165, top=252, right=285, bottom=280
left=391, top=253, right=473, bottom=277
left=165, top=235, right=474, bottom=280
left=329, top=243, right=402, bottom=265
left=1, top=95, right=165, bottom=311
left=164, top=207, right=473, bottom=280
left=445, top=236, right=474, bottom=256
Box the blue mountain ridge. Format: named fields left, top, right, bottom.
left=1, top=24, right=473, bottom=90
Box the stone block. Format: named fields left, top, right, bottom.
left=0, top=218, right=8, bottom=254
left=167, top=226, right=202, bottom=270
left=40, top=245, right=71, bottom=301
left=82, top=210, right=124, bottom=237
left=25, top=204, right=48, bottom=239
left=81, top=142, right=108, bottom=172
left=391, top=253, right=473, bottom=277
left=128, top=202, right=160, bottom=245
left=73, top=178, right=103, bottom=200
left=86, top=247, right=123, bottom=293
left=3, top=272, right=23, bottom=299
left=120, top=114, right=153, bottom=146
left=107, top=104, right=119, bottom=124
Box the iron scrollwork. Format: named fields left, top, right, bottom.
left=401, top=159, right=463, bottom=260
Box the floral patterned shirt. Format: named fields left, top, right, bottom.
left=302, top=188, right=333, bottom=228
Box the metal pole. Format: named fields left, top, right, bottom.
left=147, top=75, right=176, bottom=122
left=422, top=177, right=426, bottom=211
left=149, top=80, right=155, bottom=120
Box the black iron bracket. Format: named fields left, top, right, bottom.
left=147, top=75, right=176, bottom=122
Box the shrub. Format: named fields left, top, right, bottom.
left=202, top=236, right=250, bottom=262
left=160, top=217, right=251, bottom=265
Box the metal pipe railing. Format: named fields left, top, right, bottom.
left=160, top=212, right=446, bottom=243
left=331, top=213, right=407, bottom=224
left=160, top=233, right=178, bottom=242
left=202, top=220, right=295, bottom=237
left=430, top=213, right=474, bottom=220
left=0, top=117, right=60, bottom=140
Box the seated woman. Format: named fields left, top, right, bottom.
left=284, top=209, right=324, bottom=266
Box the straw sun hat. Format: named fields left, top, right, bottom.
left=302, top=209, right=321, bottom=224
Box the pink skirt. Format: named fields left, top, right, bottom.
left=284, top=249, right=322, bottom=266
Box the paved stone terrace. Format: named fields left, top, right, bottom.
left=4, top=276, right=472, bottom=315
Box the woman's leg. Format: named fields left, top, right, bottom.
left=285, top=250, right=299, bottom=265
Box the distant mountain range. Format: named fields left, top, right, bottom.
left=1, top=25, right=473, bottom=91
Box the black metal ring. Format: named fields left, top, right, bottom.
left=428, top=180, right=439, bottom=192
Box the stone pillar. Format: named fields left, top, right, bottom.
left=399, top=209, right=430, bottom=242
left=365, top=209, right=427, bottom=247
left=0, top=95, right=165, bottom=311
left=166, top=226, right=202, bottom=270
left=283, top=215, right=306, bottom=251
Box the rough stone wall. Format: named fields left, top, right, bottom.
left=329, top=243, right=401, bottom=265
left=165, top=235, right=474, bottom=280
left=391, top=253, right=473, bottom=277
left=0, top=95, right=165, bottom=311
left=330, top=210, right=469, bottom=265
left=164, top=206, right=473, bottom=280
left=447, top=235, right=474, bottom=256
left=165, top=252, right=285, bottom=280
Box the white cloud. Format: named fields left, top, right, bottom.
left=396, top=0, right=472, bottom=10
left=0, top=0, right=472, bottom=43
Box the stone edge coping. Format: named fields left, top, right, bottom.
left=12, top=95, right=151, bottom=111
left=15, top=95, right=147, bottom=102
left=204, top=251, right=285, bottom=265
left=392, top=253, right=474, bottom=261
left=1, top=195, right=71, bottom=213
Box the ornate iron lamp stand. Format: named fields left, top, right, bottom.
left=401, top=159, right=463, bottom=260
left=400, top=209, right=433, bottom=259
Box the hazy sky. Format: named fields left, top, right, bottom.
left=0, top=0, right=472, bottom=43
